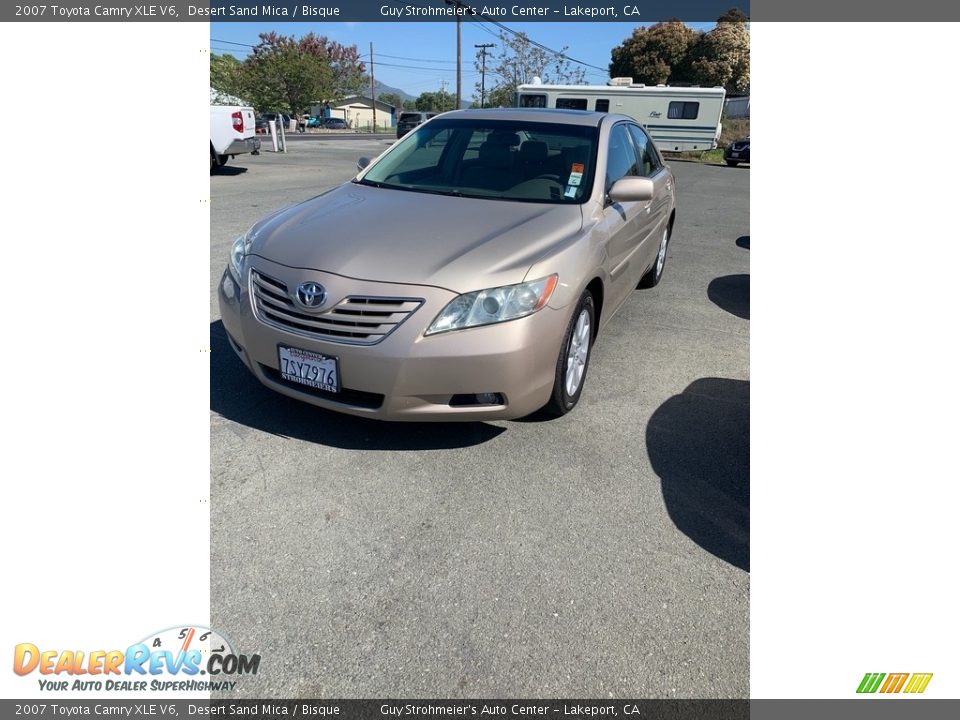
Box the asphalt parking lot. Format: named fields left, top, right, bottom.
left=210, top=140, right=749, bottom=698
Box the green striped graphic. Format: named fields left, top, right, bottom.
left=856, top=672, right=886, bottom=693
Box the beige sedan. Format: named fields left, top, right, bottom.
left=218, top=109, right=676, bottom=420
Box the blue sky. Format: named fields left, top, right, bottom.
left=210, top=21, right=715, bottom=99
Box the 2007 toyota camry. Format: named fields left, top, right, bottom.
left=218, top=108, right=676, bottom=420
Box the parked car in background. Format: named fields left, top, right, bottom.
left=256, top=112, right=292, bottom=133
left=210, top=104, right=259, bottom=172
left=323, top=117, right=349, bottom=130
left=219, top=109, right=677, bottom=420
left=396, top=111, right=438, bottom=138
left=725, top=137, right=750, bottom=166
left=305, top=116, right=323, bottom=129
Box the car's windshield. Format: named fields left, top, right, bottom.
left=358, top=118, right=598, bottom=204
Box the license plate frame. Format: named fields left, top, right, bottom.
left=278, top=345, right=340, bottom=393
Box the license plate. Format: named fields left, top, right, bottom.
left=278, top=346, right=339, bottom=393
left=731, top=151, right=740, bottom=158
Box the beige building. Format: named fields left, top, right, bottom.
left=311, top=96, right=396, bottom=130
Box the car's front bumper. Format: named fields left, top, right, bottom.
left=217, top=258, right=568, bottom=421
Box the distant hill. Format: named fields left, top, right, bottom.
left=372, top=80, right=415, bottom=103
left=372, top=81, right=472, bottom=110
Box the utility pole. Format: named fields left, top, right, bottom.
left=369, top=42, right=377, bottom=132
left=445, top=0, right=476, bottom=110
left=439, top=78, right=448, bottom=110
left=475, top=43, right=494, bottom=108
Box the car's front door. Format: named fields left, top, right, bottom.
left=599, top=123, right=661, bottom=314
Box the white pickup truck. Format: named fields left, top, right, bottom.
left=210, top=105, right=260, bottom=172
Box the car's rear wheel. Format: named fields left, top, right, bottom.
left=726, top=160, right=739, bottom=167
left=639, top=222, right=671, bottom=289
left=543, top=291, right=595, bottom=417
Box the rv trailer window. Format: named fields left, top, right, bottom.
left=668, top=101, right=700, bottom=120
left=556, top=98, right=588, bottom=110
left=595, top=99, right=610, bottom=112
left=518, top=94, right=547, bottom=108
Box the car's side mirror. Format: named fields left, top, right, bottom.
left=608, top=176, right=654, bottom=204
left=357, top=156, right=371, bottom=171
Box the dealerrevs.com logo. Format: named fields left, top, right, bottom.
left=13, top=626, right=260, bottom=692
left=857, top=672, right=933, bottom=694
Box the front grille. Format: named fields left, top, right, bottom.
left=250, top=270, right=423, bottom=345
left=259, top=365, right=384, bottom=409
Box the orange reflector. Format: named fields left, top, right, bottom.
left=534, top=275, right=559, bottom=311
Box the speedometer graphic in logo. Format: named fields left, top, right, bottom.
left=137, top=625, right=237, bottom=675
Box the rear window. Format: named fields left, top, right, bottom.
left=400, top=113, right=425, bottom=122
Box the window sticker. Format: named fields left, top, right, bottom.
left=564, top=185, right=578, bottom=198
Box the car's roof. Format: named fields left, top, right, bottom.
left=432, top=108, right=624, bottom=127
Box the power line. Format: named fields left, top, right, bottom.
left=479, top=19, right=609, bottom=74
left=210, top=38, right=256, bottom=48
left=376, top=53, right=457, bottom=64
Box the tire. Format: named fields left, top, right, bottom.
left=217, top=154, right=229, bottom=167
left=210, top=147, right=217, bottom=173
left=638, top=221, right=671, bottom=289
left=726, top=160, right=739, bottom=167
left=543, top=291, right=595, bottom=417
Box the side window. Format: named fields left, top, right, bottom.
left=627, top=125, right=662, bottom=177
left=518, top=94, right=547, bottom=108
left=605, top=124, right=640, bottom=190
left=595, top=99, right=610, bottom=112
left=556, top=97, right=588, bottom=110
left=668, top=101, right=699, bottom=120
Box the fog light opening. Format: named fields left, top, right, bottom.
left=449, top=393, right=504, bottom=407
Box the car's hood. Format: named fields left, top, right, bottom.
left=248, top=182, right=583, bottom=293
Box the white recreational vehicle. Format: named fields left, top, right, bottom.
left=515, top=78, right=726, bottom=152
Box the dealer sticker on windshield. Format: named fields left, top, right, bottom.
left=278, top=345, right=340, bottom=393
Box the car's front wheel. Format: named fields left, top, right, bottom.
left=544, top=290, right=595, bottom=417
left=726, top=160, right=739, bottom=167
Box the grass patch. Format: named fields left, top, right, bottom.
left=665, top=148, right=726, bottom=164
left=661, top=117, right=749, bottom=165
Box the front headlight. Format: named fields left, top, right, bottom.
left=230, top=233, right=249, bottom=279
left=425, top=275, right=558, bottom=335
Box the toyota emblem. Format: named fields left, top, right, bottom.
left=296, top=282, right=326, bottom=309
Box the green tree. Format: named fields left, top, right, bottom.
left=240, top=32, right=366, bottom=115
left=210, top=53, right=245, bottom=102
left=415, top=90, right=456, bottom=112
left=378, top=92, right=405, bottom=111
left=688, top=10, right=750, bottom=93
left=474, top=30, right=587, bottom=108
left=608, top=20, right=699, bottom=85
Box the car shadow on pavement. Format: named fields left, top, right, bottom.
left=708, top=274, right=750, bottom=320
left=210, top=321, right=505, bottom=450
left=646, top=377, right=750, bottom=572
left=211, top=165, right=249, bottom=176
left=735, top=235, right=750, bottom=250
